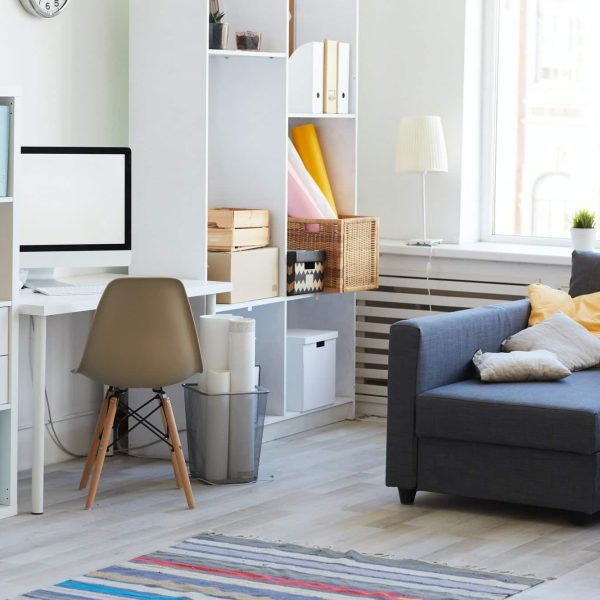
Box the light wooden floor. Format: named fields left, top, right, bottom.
left=1, top=420, right=600, bottom=599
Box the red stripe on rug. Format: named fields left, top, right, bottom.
left=133, top=556, right=423, bottom=600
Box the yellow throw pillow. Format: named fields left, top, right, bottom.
left=528, top=283, right=600, bottom=338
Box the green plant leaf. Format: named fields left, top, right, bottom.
left=572, top=209, right=596, bottom=229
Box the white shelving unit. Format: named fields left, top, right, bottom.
left=0, top=88, right=19, bottom=520
left=130, top=0, right=359, bottom=444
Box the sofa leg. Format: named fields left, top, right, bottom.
left=398, top=488, right=417, bottom=505
left=569, top=511, right=594, bottom=526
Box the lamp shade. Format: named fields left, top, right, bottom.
left=396, top=116, right=448, bottom=173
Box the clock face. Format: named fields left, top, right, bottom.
left=20, top=0, right=70, bottom=18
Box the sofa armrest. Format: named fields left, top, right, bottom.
left=386, top=299, right=531, bottom=489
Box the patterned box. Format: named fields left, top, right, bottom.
left=287, top=250, right=326, bottom=296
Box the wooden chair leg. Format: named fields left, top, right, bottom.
left=85, top=395, right=118, bottom=510
left=162, top=396, right=195, bottom=509
left=79, top=390, right=110, bottom=490
left=160, top=400, right=182, bottom=489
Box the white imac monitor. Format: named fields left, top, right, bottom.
left=19, top=147, right=132, bottom=269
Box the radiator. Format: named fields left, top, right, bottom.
left=355, top=272, right=529, bottom=417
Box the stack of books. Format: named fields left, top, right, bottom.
left=289, top=40, right=350, bottom=115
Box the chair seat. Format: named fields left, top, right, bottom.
left=417, top=370, right=600, bottom=454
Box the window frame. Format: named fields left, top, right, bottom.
left=479, top=0, right=585, bottom=248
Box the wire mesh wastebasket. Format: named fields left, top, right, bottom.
left=183, top=384, right=269, bottom=485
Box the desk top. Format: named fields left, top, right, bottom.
left=18, top=279, right=232, bottom=317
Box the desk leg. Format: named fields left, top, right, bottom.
left=206, top=294, right=217, bottom=315
left=31, top=316, right=47, bottom=515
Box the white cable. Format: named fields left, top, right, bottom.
left=426, top=244, right=434, bottom=311
left=28, top=317, right=85, bottom=458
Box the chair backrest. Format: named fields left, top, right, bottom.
left=76, top=277, right=203, bottom=389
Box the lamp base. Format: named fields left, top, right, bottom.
left=406, top=238, right=443, bottom=247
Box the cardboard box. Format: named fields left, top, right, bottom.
left=208, top=247, right=279, bottom=304
left=286, top=328, right=338, bottom=411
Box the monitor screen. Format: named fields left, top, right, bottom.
left=20, top=147, right=131, bottom=252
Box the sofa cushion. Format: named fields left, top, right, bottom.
left=417, top=370, right=600, bottom=454
left=570, top=250, right=600, bottom=297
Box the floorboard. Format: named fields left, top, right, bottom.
left=1, top=420, right=600, bottom=598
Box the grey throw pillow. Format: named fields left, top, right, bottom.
left=473, top=349, right=571, bottom=382
left=569, top=250, right=600, bottom=297
left=502, top=311, right=600, bottom=371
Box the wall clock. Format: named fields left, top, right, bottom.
left=19, top=0, right=70, bottom=18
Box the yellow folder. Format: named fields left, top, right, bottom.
left=291, top=124, right=338, bottom=217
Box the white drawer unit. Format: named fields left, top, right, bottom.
left=286, top=329, right=338, bottom=412
left=0, top=308, right=8, bottom=356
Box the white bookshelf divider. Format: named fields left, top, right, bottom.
left=0, top=88, right=19, bottom=520
left=129, top=0, right=359, bottom=453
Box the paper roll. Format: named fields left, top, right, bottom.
left=228, top=392, right=258, bottom=481
left=253, top=365, right=260, bottom=388
left=198, top=314, right=242, bottom=371
left=288, top=139, right=336, bottom=219
left=228, top=319, right=256, bottom=394
left=197, top=372, right=208, bottom=393
left=203, top=395, right=230, bottom=482
left=206, top=370, right=230, bottom=395
left=291, top=123, right=338, bottom=217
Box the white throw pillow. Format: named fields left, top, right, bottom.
left=473, top=349, right=571, bottom=382
left=502, top=311, right=600, bottom=371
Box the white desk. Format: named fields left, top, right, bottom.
left=18, top=278, right=232, bottom=514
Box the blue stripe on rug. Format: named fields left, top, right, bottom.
left=24, top=533, right=544, bottom=600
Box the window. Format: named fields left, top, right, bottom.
left=485, top=0, right=600, bottom=241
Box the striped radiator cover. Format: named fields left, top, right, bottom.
left=355, top=272, right=529, bottom=417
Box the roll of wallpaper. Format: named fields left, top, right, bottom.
left=203, top=394, right=230, bottom=482
left=197, top=372, right=208, bottom=393
left=291, top=123, right=338, bottom=217
left=198, top=314, right=242, bottom=371
left=288, top=160, right=328, bottom=224
left=253, top=365, right=260, bottom=388
left=228, top=318, right=256, bottom=394
left=206, top=369, right=230, bottom=395
left=228, top=392, right=258, bottom=481
left=288, top=139, right=336, bottom=219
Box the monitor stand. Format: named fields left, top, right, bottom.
left=23, top=268, right=72, bottom=290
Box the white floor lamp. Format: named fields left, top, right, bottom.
left=396, top=116, right=448, bottom=246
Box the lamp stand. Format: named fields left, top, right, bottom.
left=407, top=171, right=443, bottom=246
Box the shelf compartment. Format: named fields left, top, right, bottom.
left=0, top=404, right=10, bottom=412
left=209, top=49, right=286, bottom=59
left=0, top=197, right=13, bottom=204
left=215, top=295, right=286, bottom=313
left=289, top=113, right=356, bottom=120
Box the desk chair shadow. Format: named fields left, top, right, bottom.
left=74, top=278, right=202, bottom=510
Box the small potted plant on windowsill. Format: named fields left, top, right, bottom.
left=571, top=209, right=597, bottom=251
left=209, top=0, right=228, bottom=50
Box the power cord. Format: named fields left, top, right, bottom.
left=29, top=317, right=85, bottom=458
left=426, top=244, right=434, bottom=311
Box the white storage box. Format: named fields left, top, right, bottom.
left=286, top=328, right=338, bottom=412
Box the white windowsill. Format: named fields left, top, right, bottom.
left=379, top=239, right=575, bottom=266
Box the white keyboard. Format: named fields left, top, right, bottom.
left=33, top=284, right=107, bottom=296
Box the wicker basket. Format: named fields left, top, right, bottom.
left=288, top=215, right=379, bottom=293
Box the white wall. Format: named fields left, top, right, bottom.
left=0, top=0, right=129, bottom=470
left=358, top=0, right=481, bottom=243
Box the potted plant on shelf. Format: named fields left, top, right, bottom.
left=571, top=209, right=597, bottom=251
left=209, top=0, right=228, bottom=50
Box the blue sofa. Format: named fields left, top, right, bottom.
left=386, top=298, right=600, bottom=516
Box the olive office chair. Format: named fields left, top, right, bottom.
left=75, top=277, right=203, bottom=510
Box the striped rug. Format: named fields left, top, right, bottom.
left=23, top=533, right=542, bottom=600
